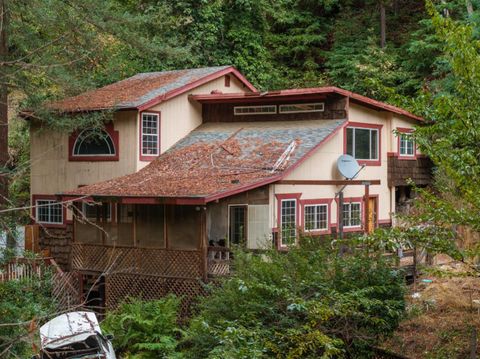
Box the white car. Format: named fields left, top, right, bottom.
left=33, top=311, right=116, bottom=359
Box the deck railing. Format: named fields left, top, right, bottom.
left=71, top=243, right=203, bottom=279
left=207, top=246, right=230, bottom=276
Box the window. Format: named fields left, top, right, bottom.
left=342, top=202, right=361, bottom=228
left=304, top=204, right=328, bottom=231
left=141, top=113, right=160, bottom=156
left=281, top=200, right=297, bottom=246
left=346, top=127, right=379, bottom=160
left=399, top=133, right=414, bottom=156
left=234, top=105, right=277, bottom=115
left=279, top=102, right=324, bottom=114
left=73, top=129, right=115, bottom=156
left=36, top=200, right=63, bottom=224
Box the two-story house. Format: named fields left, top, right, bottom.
left=28, top=66, right=431, bottom=309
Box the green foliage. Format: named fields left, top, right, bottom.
left=183, top=241, right=405, bottom=358
left=0, top=271, right=55, bottom=358
left=101, top=295, right=184, bottom=358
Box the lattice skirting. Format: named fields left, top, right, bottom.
left=105, top=273, right=207, bottom=317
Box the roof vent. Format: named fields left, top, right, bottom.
left=231, top=179, right=240, bottom=184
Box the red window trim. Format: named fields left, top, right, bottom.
left=31, top=194, right=67, bottom=228
left=300, top=198, right=333, bottom=235
left=225, top=75, right=231, bottom=87
left=139, top=110, right=161, bottom=161
left=334, top=196, right=364, bottom=233
left=343, top=121, right=383, bottom=166
left=396, top=127, right=417, bottom=160
left=275, top=193, right=301, bottom=249
left=68, top=122, right=119, bottom=162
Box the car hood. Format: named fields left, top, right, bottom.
left=40, top=312, right=102, bottom=349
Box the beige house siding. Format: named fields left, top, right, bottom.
left=268, top=103, right=418, bottom=235
left=138, top=75, right=249, bottom=170
left=30, top=111, right=137, bottom=197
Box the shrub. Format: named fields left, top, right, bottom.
left=101, top=295, right=184, bottom=358
left=183, top=239, right=405, bottom=358
left=0, top=275, right=55, bottom=358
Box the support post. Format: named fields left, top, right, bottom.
left=200, top=207, right=208, bottom=282
left=338, top=191, right=344, bottom=240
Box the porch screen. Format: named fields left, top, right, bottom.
left=136, top=205, right=165, bottom=248
left=117, top=204, right=134, bottom=246
left=167, top=206, right=200, bottom=250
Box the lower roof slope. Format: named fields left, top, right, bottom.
left=62, top=119, right=346, bottom=203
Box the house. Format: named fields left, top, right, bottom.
left=28, top=66, right=431, bottom=309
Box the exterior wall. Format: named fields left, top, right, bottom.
left=272, top=103, right=398, bottom=235
left=207, top=186, right=270, bottom=249
left=30, top=111, right=138, bottom=198
left=138, top=75, right=249, bottom=170
left=202, top=96, right=347, bottom=123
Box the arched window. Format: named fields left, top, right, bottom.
left=73, top=129, right=116, bottom=156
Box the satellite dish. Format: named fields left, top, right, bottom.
left=337, top=154, right=361, bottom=180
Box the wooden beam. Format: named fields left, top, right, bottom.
left=277, top=180, right=381, bottom=186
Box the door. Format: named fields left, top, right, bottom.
left=229, top=206, right=247, bottom=246
left=367, top=197, right=377, bottom=233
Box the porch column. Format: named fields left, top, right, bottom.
left=200, top=207, right=208, bottom=281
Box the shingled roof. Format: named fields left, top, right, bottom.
left=48, top=66, right=256, bottom=113
left=62, top=119, right=346, bottom=203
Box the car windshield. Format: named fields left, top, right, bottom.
left=41, top=334, right=105, bottom=359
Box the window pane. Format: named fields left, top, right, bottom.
left=304, top=206, right=316, bottom=231
left=317, top=205, right=327, bottom=229
left=354, top=128, right=370, bottom=159
left=346, top=128, right=353, bottom=156
left=281, top=200, right=296, bottom=245
left=371, top=130, right=378, bottom=159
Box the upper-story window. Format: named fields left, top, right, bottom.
left=279, top=102, right=324, bottom=114
left=73, top=129, right=116, bottom=156
left=346, top=124, right=381, bottom=163
left=234, top=105, right=277, bottom=115
left=141, top=112, right=160, bottom=158
left=69, top=123, right=119, bottom=162
left=399, top=133, right=414, bottom=156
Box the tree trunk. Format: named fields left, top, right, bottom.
left=380, top=2, right=386, bottom=48
left=442, top=0, right=450, bottom=17
left=466, top=0, right=474, bottom=16
left=0, top=0, right=7, bottom=208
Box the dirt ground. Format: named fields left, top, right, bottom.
left=382, top=256, right=480, bottom=359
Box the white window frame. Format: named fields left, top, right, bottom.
left=72, top=129, right=116, bottom=157
left=234, top=105, right=277, bottom=116
left=399, top=133, right=415, bottom=157
left=342, top=202, right=362, bottom=228
left=279, top=102, right=325, bottom=114
left=36, top=200, right=63, bottom=225
left=141, top=112, right=160, bottom=156
left=346, top=127, right=379, bottom=160
left=304, top=204, right=328, bottom=232
left=280, top=199, right=297, bottom=246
